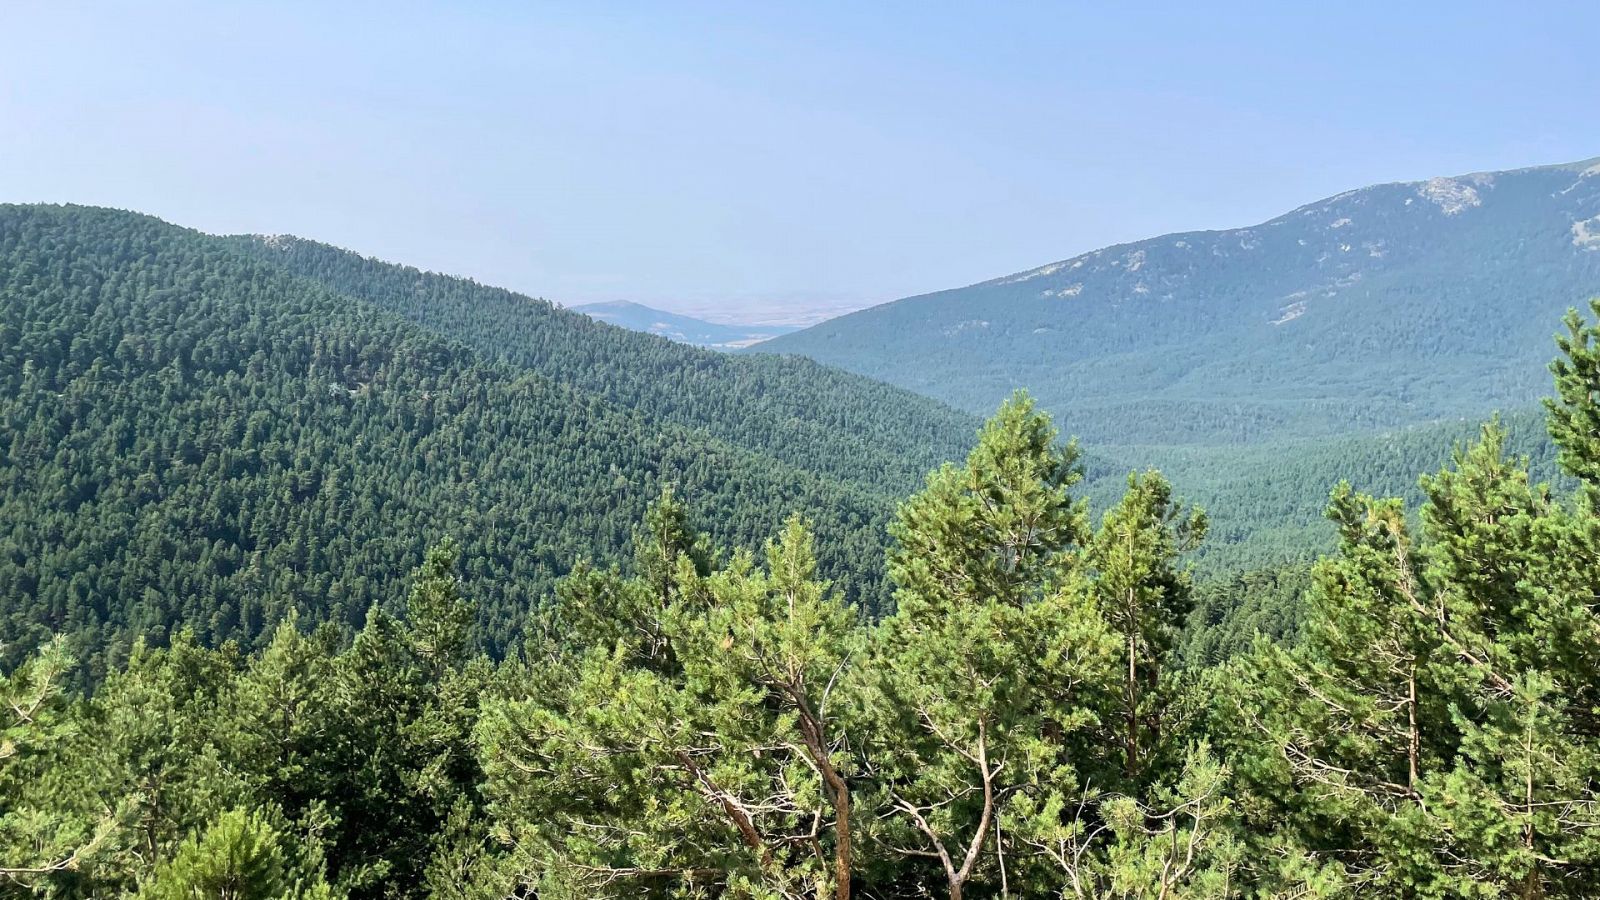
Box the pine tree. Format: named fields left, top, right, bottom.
left=1225, top=417, right=1600, bottom=896
left=886, top=391, right=1086, bottom=617
left=1546, top=301, right=1600, bottom=485
left=478, top=512, right=860, bottom=898
left=406, top=538, right=472, bottom=678
left=632, top=484, right=715, bottom=607
left=1004, top=471, right=1258, bottom=898
left=0, top=638, right=124, bottom=889
left=868, top=392, right=1115, bottom=899
left=1085, top=471, right=1207, bottom=782
left=137, top=807, right=335, bottom=900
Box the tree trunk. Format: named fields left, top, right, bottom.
left=1126, top=626, right=1140, bottom=776
left=794, top=692, right=852, bottom=900
left=1406, top=663, right=1421, bottom=792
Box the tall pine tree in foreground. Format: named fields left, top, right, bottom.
left=478, top=491, right=862, bottom=899
left=866, top=392, right=1110, bottom=899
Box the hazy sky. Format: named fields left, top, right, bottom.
left=4, top=2, right=1597, bottom=321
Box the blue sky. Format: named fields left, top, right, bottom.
left=3, top=2, right=1597, bottom=321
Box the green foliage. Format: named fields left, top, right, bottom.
left=1221, top=401, right=1600, bottom=895
left=0, top=635, right=70, bottom=769
left=0, top=637, right=124, bottom=892
left=1076, top=406, right=1567, bottom=578
left=12, top=337, right=1600, bottom=895
left=225, top=232, right=974, bottom=496
left=1180, top=565, right=1310, bottom=668
left=12, top=197, right=1600, bottom=898
left=1087, top=471, right=1207, bottom=780
left=0, top=204, right=970, bottom=679
left=1547, top=299, right=1600, bottom=485
left=466, top=395, right=1265, bottom=898
left=406, top=538, right=472, bottom=674
left=867, top=393, right=1110, bottom=897
left=137, top=807, right=335, bottom=900
left=0, top=547, right=487, bottom=898
left=479, top=512, right=860, bottom=898
left=887, top=391, right=1088, bottom=615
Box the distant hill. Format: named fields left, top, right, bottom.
left=570, top=299, right=800, bottom=349
left=760, top=157, right=1600, bottom=447
left=227, top=234, right=975, bottom=495
left=0, top=204, right=979, bottom=675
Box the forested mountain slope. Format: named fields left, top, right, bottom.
left=225, top=234, right=974, bottom=494
left=1079, top=405, right=1563, bottom=573
left=0, top=204, right=917, bottom=677
left=4, top=199, right=1572, bottom=687
left=761, top=157, right=1600, bottom=446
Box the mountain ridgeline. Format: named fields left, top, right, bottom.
left=0, top=204, right=978, bottom=676
left=760, top=157, right=1600, bottom=446
left=223, top=233, right=972, bottom=493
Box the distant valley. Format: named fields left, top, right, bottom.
left=570, top=299, right=801, bottom=349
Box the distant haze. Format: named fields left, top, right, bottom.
left=567, top=300, right=805, bottom=349
left=3, top=2, right=1598, bottom=323
left=669, top=298, right=868, bottom=328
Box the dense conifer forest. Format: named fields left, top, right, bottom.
left=222, top=232, right=975, bottom=496
left=8, top=203, right=1600, bottom=897
left=0, top=205, right=979, bottom=680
